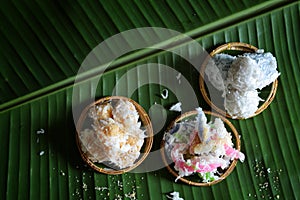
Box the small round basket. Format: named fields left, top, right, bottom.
left=161, top=110, right=241, bottom=186
left=76, top=96, right=153, bottom=175
left=199, top=42, right=278, bottom=119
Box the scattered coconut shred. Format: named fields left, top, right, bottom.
left=205, top=50, right=280, bottom=118
left=36, top=128, right=46, bottom=155
left=161, top=89, right=169, bottom=99
left=166, top=191, right=184, bottom=200
left=39, top=151, right=45, bottom=156
left=169, top=102, right=182, bottom=112
left=79, top=99, right=146, bottom=169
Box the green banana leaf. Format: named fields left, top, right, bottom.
left=0, top=1, right=299, bottom=200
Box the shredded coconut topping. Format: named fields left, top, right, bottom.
left=225, top=89, right=262, bottom=119
left=79, top=99, right=145, bottom=169
left=164, top=108, right=245, bottom=182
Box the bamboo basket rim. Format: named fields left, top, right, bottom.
left=75, top=96, right=153, bottom=175
left=199, top=42, right=278, bottom=119
left=160, top=110, right=241, bottom=186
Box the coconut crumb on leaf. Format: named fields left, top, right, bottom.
left=161, top=89, right=169, bottom=99
left=169, top=102, right=182, bottom=112
left=166, top=191, right=184, bottom=200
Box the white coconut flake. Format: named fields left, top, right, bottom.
left=161, top=89, right=169, bottom=99
left=39, top=151, right=45, bottom=156
left=82, top=183, right=88, bottom=191
left=166, top=191, right=184, bottom=200
left=60, top=170, right=66, bottom=176
left=36, top=128, right=45, bottom=134
left=125, top=191, right=137, bottom=200
left=94, top=186, right=108, bottom=191
left=169, top=102, right=182, bottom=112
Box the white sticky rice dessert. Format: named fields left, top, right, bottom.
left=164, top=108, right=245, bottom=182
left=224, top=89, right=262, bottom=118
left=205, top=53, right=235, bottom=92
left=243, top=52, right=279, bottom=89
left=79, top=99, right=145, bottom=169
left=205, top=51, right=280, bottom=118
left=226, top=57, right=262, bottom=91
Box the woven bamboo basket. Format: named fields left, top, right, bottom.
left=199, top=42, right=278, bottom=119
left=76, top=96, right=153, bottom=175
left=161, top=110, right=241, bottom=186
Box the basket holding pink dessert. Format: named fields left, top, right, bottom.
left=161, top=108, right=244, bottom=186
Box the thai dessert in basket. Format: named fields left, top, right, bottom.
left=205, top=50, right=280, bottom=118
left=78, top=99, right=146, bottom=169
left=163, top=108, right=245, bottom=183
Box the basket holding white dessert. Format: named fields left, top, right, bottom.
left=200, top=42, right=280, bottom=119
left=76, top=96, right=153, bottom=174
